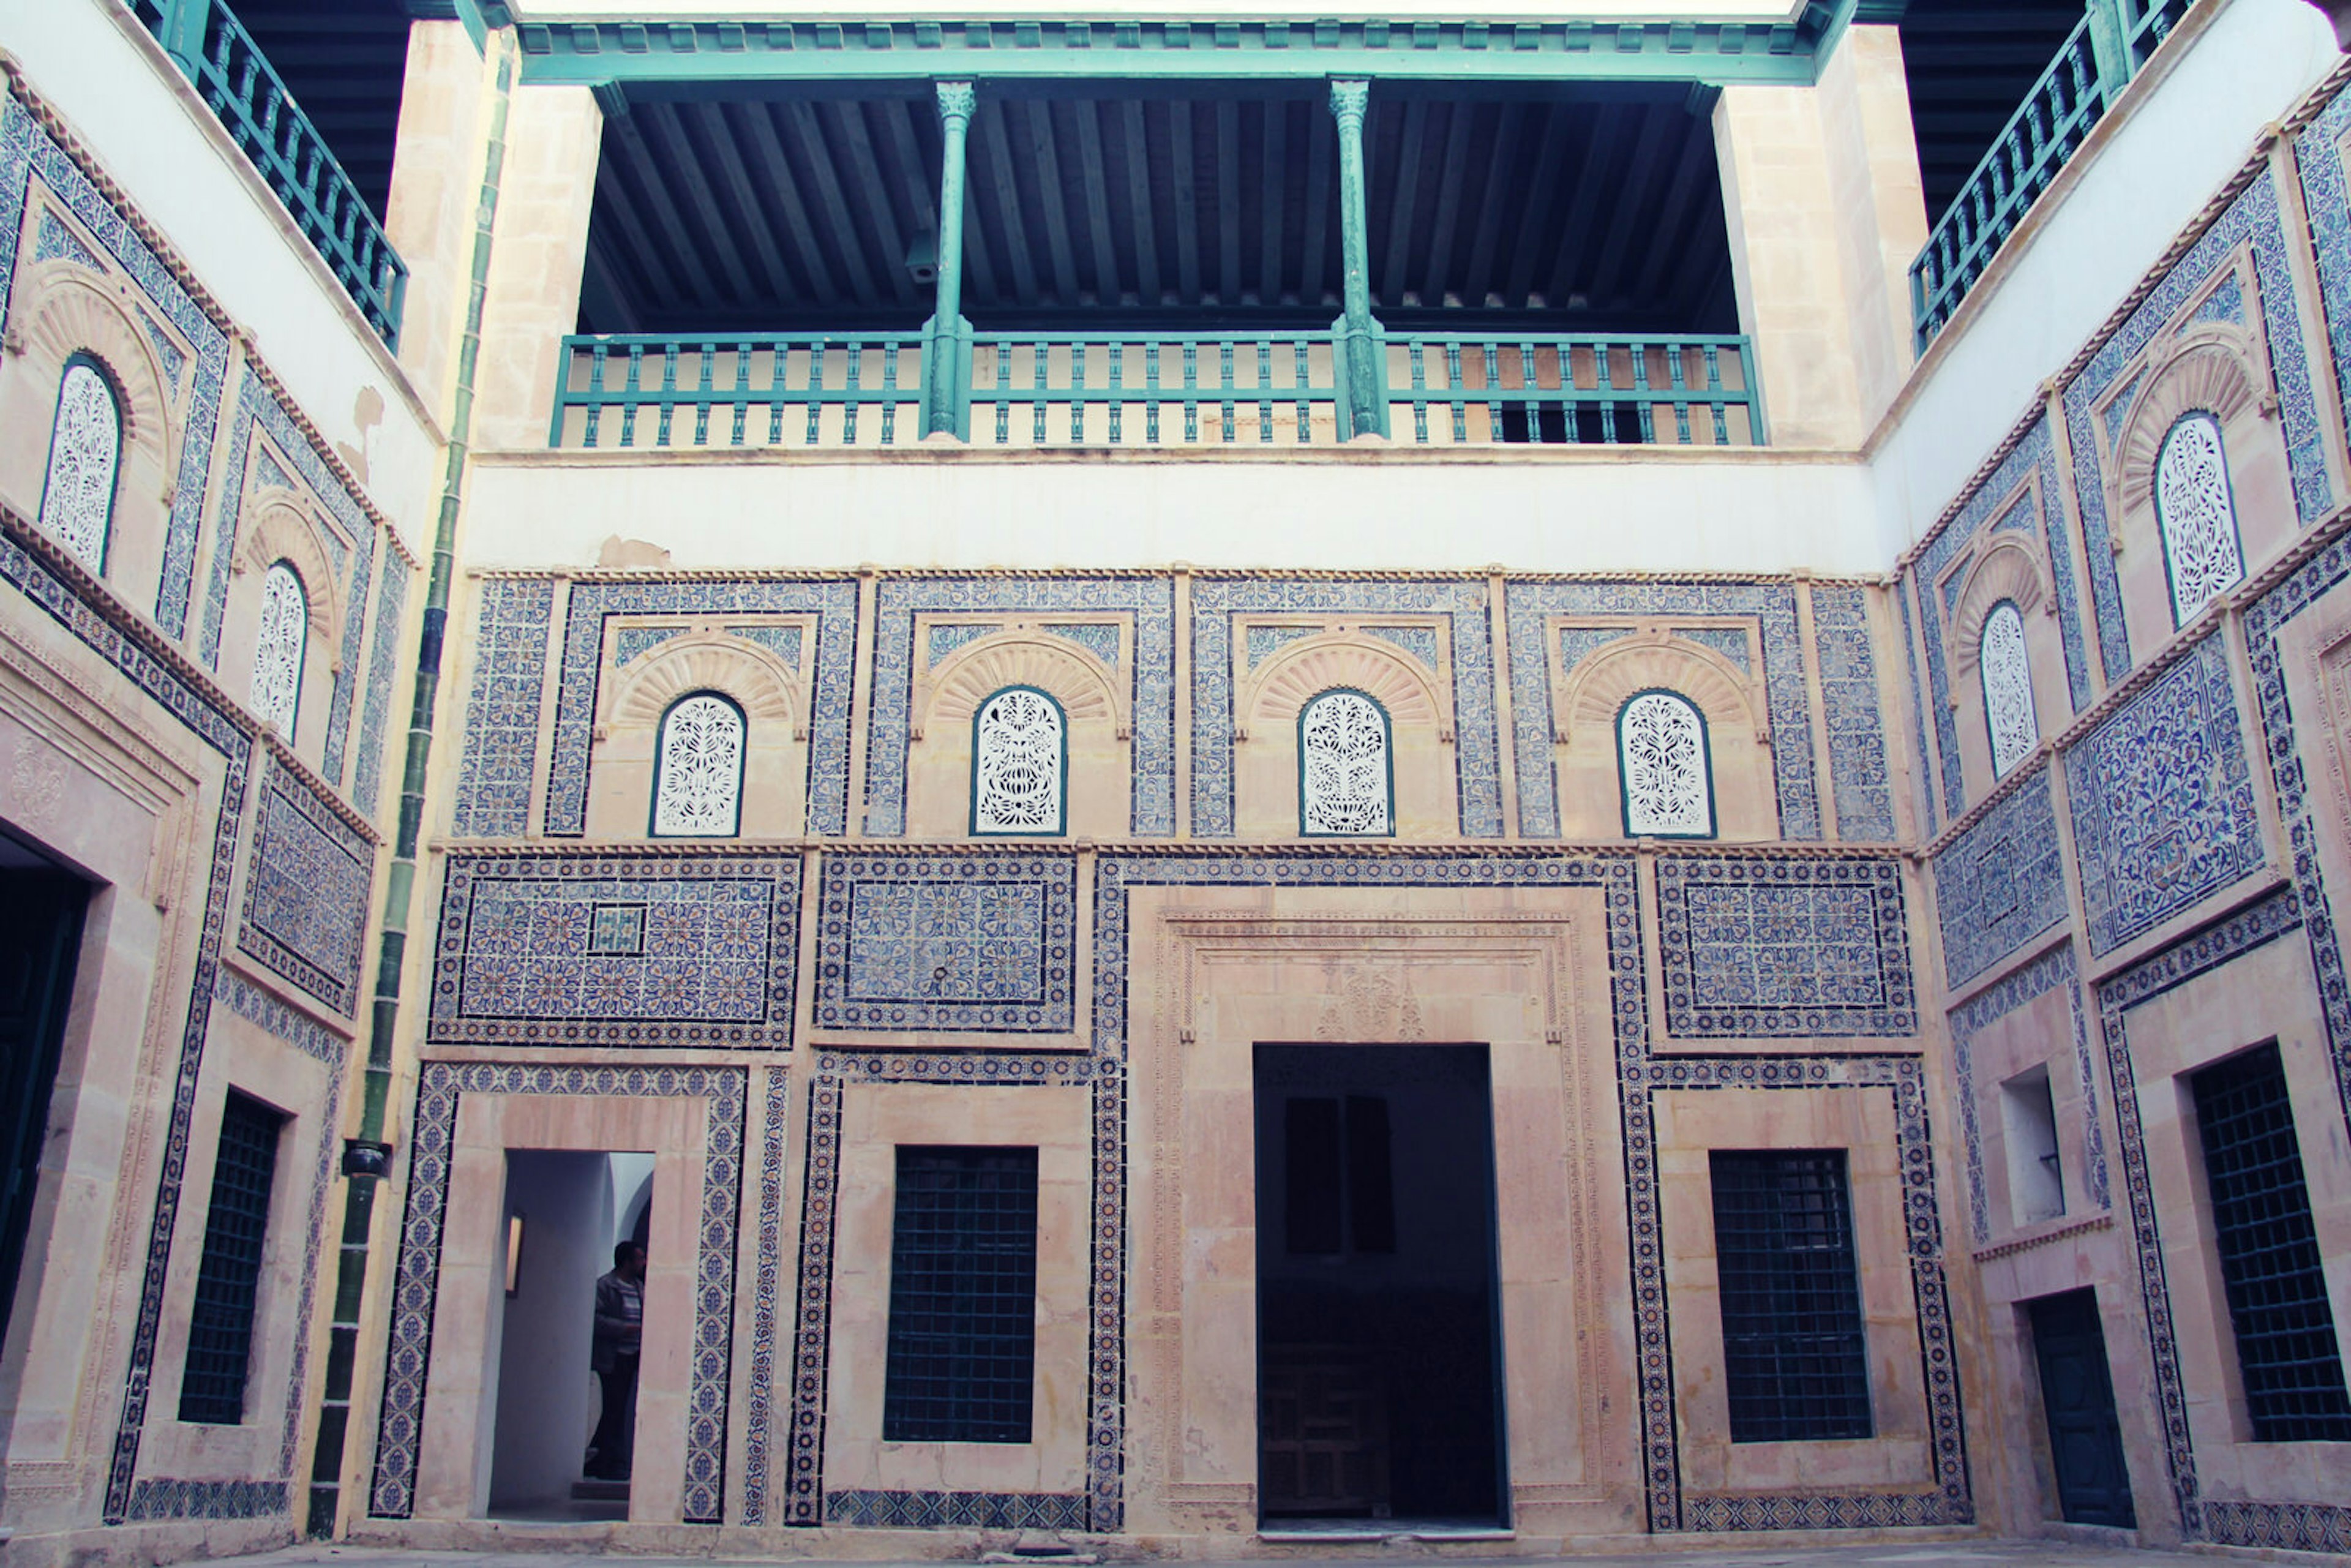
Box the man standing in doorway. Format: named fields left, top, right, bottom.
left=588, top=1241, right=645, bottom=1481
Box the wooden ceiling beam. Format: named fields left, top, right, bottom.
left=737, top=102, right=843, bottom=306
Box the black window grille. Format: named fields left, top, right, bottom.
left=178, top=1092, right=283, bottom=1425
left=2189, top=1043, right=2351, bottom=1442
left=1709, top=1149, right=1875, bottom=1442
left=883, top=1146, right=1038, bottom=1444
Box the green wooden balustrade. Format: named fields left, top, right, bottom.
left=549, top=326, right=1765, bottom=450
left=134, top=0, right=408, bottom=347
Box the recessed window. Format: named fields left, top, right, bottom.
left=2189, top=1042, right=2351, bottom=1442
left=1298, top=688, right=1392, bottom=836
left=250, top=561, right=307, bottom=741
left=972, top=686, right=1065, bottom=836
left=1709, top=1149, right=1873, bottom=1442
left=883, top=1146, right=1039, bottom=1444
left=1618, top=689, right=1714, bottom=838
left=1979, top=599, right=2038, bottom=778
left=651, top=691, right=744, bottom=837
left=178, top=1092, right=284, bottom=1425
left=2001, top=1065, right=2064, bottom=1227
left=38, top=354, right=119, bottom=574
left=2156, top=411, right=2244, bottom=628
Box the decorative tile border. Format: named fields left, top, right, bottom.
left=1654, top=856, right=1917, bottom=1038
left=369, top=1062, right=746, bottom=1523
left=2297, top=86, right=2351, bottom=458
left=1193, top=578, right=1502, bottom=837
left=1895, top=579, right=1937, bottom=838
left=350, top=556, right=410, bottom=820
left=866, top=577, right=1173, bottom=837
left=1946, top=942, right=2110, bottom=1245
left=320, top=533, right=374, bottom=789
left=1933, top=765, right=2069, bottom=989
left=740, top=1069, right=788, bottom=1525
left=451, top=577, right=554, bottom=838
left=217, top=970, right=345, bottom=1068
left=1811, top=585, right=1896, bottom=842
left=812, top=850, right=1076, bottom=1034
left=120, top=1479, right=290, bottom=1522
left=236, top=759, right=373, bottom=1016
left=1504, top=580, right=1820, bottom=840
left=827, top=1489, right=1087, bottom=1529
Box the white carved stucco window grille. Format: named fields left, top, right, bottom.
left=39, top=357, right=120, bottom=572
left=1979, top=599, right=2038, bottom=778
left=1617, top=689, right=1713, bottom=838
left=972, top=686, right=1065, bottom=836
left=250, top=560, right=307, bottom=741
left=653, top=692, right=746, bottom=836
left=2156, top=411, right=2244, bottom=628
left=1299, top=689, right=1392, bottom=837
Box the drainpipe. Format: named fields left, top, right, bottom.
left=306, top=31, right=514, bottom=1538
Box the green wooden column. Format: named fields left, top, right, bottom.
left=156, top=0, right=211, bottom=78
left=2083, top=0, right=2133, bottom=99
left=922, top=79, right=977, bottom=440
left=1329, top=77, right=1389, bottom=440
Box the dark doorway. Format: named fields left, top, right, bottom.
left=2025, top=1288, right=2135, bottom=1528
left=1253, top=1044, right=1505, bottom=1528
left=0, top=842, right=89, bottom=1356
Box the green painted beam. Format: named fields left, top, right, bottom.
left=517, top=9, right=1867, bottom=91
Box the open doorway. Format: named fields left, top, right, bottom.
left=1253, top=1044, right=1506, bottom=1531
left=487, top=1151, right=651, bottom=1520
left=0, top=833, right=91, bottom=1359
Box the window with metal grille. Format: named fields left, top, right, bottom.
left=177, top=1092, right=283, bottom=1425
left=1709, top=1149, right=1874, bottom=1442
left=883, top=1146, right=1038, bottom=1444
left=2189, top=1043, right=2351, bottom=1442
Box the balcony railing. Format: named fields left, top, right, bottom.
left=133, top=0, right=408, bottom=347
left=550, top=328, right=1764, bottom=451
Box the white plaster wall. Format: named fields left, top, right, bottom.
left=3, top=0, right=443, bottom=557
left=1869, top=0, right=2340, bottom=561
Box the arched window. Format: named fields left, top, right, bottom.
left=1979, top=599, right=2038, bottom=778
left=652, top=691, right=746, bottom=836
left=2156, top=411, right=2244, bottom=628
left=972, top=686, right=1066, bottom=835
left=250, top=560, right=307, bottom=740
left=1299, top=688, right=1392, bottom=836
left=38, top=355, right=120, bottom=572
left=1618, top=689, right=1714, bottom=838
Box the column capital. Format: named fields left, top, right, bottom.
left=1328, top=78, right=1369, bottom=127
left=936, top=79, right=977, bottom=126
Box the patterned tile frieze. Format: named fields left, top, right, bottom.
left=1195, top=578, right=1499, bottom=836
left=868, top=577, right=1172, bottom=836
left=370, top=1062, right=746, bottom=1523
left=612, top=623, right=688, bottom=666
left=1505, top=580, right=1820, bottom=839
left=1655, top=856, right=1917, bottom=1038
left=1894, top=579, right=1938, bottom=838
left=2064, top=632, right=2265, bottom=956
left=236, top=759, right=373, bottom=1016
left=827, top=1490, right=1087, bottom=1529
left=320, top=531, right=374, bottom=788
left=2064, top=168, right=2331, bottom=683
left=1933, top=765, right=2069, bottom=989
left=450, top=577, right=555, bottom=837
left=350, top=555, right=410, bottom=819
left=926, top=620, right=1001, bottom=667
left=1671, top=624, right=1752, bottom=675
left=1947, top=942, right=2110, bottom=1245
left=428, top=852, right=801, bottom=1046
left=1812, top=585, right=1897, bottom=841
left=33, top=208, right=101, bottom=270
left=545, top=577, right=857, bottom=836
left=727, top=622, right=804, bottom=668
left=1042, top=621, right=1122, bottom=666
left=2298, top=88, right=2351, bottom=463
left=740, top=1069, right=789, bottom=1525
left=1364, top=623, right=1441, bottom=670
left=813, top=850, right=1076, bottom=1033
left=120, top=1480, right=290, bottom=1523
left=217, top=970, right=346, bottom=1068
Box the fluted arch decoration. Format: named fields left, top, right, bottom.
left=233, top=499, right=343, bottom=661
left=925, top=633, right=1122, bottom=740
left=1559, top=632, right=1762, bottom=748
left=1950, top=539, right=2048, bottom=674
left=2115, top=337, right=2263, bottom=517
left=1244, top=633, right=1447, bottom=740
left=610, top=631, right=802, bottom=734
left=18, top=270, right=178, bottom=487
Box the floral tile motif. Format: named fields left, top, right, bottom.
left=370, top=1062, right=746, bottom=1523
left=612, top=623, right=687, bottom=667
left=1365, top=623, right=1441, bottom=670
left=726, top=622, right=802, bottom=668
left=1559, top=625, right=1634, bottom=675
left=350, top=555, right=410, bottom=820
left=1245, top=623, right=1319, bottom=668
left=2064, top=632, right=2263, bottom=956
left=1812, top=585, right=1896, bottom=842
left=1933, top=765, right=2069, bottom=989
left=217, top=972, right=345, bottom=1068
left=451, top=578, right=555, bottom=837
left=236, top=760, right=373, bottom=1016
left=1672, top=624, right=1751, bottom=674
left=1946, top=942, right=2110, bottom=1245
left=33, top=209, right=99, bottom=269
left=868, top=577, right=1174, bottom=837
left=927, top=621, right=1002, bottom=666
left=428, top=852, right=800, bottom=1046
left=120, top=1480, right=289, bottom=1522
left=2299, top=88, right=2351, bottom=468
left=740, top=1069, right=789, bottom=1525
left=1505, top=580, right=1820, bottom=839
left=1042, top=622, right=1121, bottom=665
left=813, top=850, right=1076, bottom=1033
left=1894, top=579, right=1938, bottom=838
left=1655, top=856, right=1916, bottom=1037
left=826, top=1490, right=1086, bottom=1529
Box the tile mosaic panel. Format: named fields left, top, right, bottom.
left=320, top=531, right=373, bottom=788
left=121, top=1480, right=290, bottom=1522
left=1933, top=765, right=2069, bottom=989
left=428, top=852, right=800, bottom=1046
left=869, top=578, right=1173, bottom=836
left=350, top=553, right=409, bottom=820
left=740, top=1069, right=788, bottom=1525
left=545, top=578, right=858, bottom=836
left=1504, top=581, right=1820, bottom=839
left=812, top=850, right=1075, bottom=1033
left=1947, top=942, right=2110, bottom=1245
left=612, top=623, right=686, bottom=666
left=2299, top=88, right=2351, bottom=471
left=451, top=577, right=554, bottom=838
left=1672, top=625, right=1752, bottom=674
left=370, top=1062, right=744, bottom=1523
left=1812, top=585, right=1897, bottom=842
left=1654, top=856, right=1917, bottom=1038
left=1244, top=623, right=1319, bottom=668
left=2064, top=633, right=2264, bottom=955
left=1559, top=625, right=1634, bottom=675
left=2063, top=169, right=2331, bottom=682
left=1364, top=623, right=1441, bottom=669
left=217, top=972, right=345, bottom=1068
left=827, top=1490, right=1087, bottom=1529
left=926, top=621, right=1000, bottom=666
left=236, top=760, right=373, bottom=1016
left=33, top=209, right=99, bottom=269
left=726, top=623, right=803, bottom=668
left=1042, top=622, right=1121, bottom=665
left=1195, top=579, right=1501, bottom=836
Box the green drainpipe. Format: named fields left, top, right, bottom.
left=306, top=32, right=514, bottom=1539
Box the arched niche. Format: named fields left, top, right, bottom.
left=217, top=499, right=343, bottom=764
left=1553, top=632, right=1775, bottom=841
left=908, top=632, right=1127, bottom=839
left=585, top=631, right=806, bottom=838
left=1236, top=633, right=1453, bottom=839
left=1949, top=536, right=2064, bottom=795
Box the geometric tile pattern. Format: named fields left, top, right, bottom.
left=1363, top=623, right=1441, bottom=669
left=1671, top=625, right=1750, bottom=674
left=1811, top=584, right=1897, bottom=841
left=1946, top=941, right=2110, bottom=1245
left=812, top=850, right=1076, bottom=1033
left=1894, top=579, right=1938, bottom=837
left=320, top=531, right=375, bottom=789
left=1933, top=764, right=2069, bottom=989
left=827, top=1490, right=1086, bottom=1529
left=740, top=1069, right=788, bottom=1526
left=2065, top=632, right=2263, bottom=956
left=218, top=970, right=347, bottom=1067
left=1655, top=856, right=1917, bottom=1037
left=236, top=760, right=375, bottom=1016
left=1505, top=580, right=1821, bottom=839
left=1042, top=621, right=1122, bottom=666
left=451, top=577, right=555, bottom=837
left=369, top=1062, right=746, bottom=1523
left=2297, top=87, right=2351, bottom=471
left=34, top=208, right=101, bottom=269
left=121, top=1479, right=290, bottom=1521
left=350, top=551, right=410, bottom=819
left=427, top=852, right=800, bottom=1046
